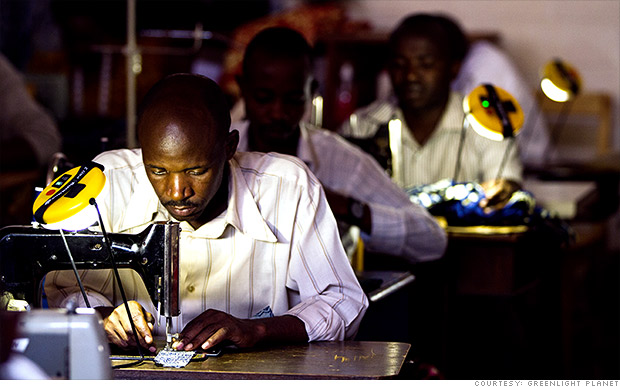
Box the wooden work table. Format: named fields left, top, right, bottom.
left=112, top=340, right=411, bottom=380
left=397, top=223, right=567, bottom=379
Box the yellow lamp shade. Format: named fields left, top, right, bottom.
left=463, top=84, right=524, bottom=141
left=33, top=162, right=106, bottom=231
left=540, top=59, right=581, bottom=102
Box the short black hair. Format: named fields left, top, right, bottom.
left=242, top=26, right=313, bottom=76
left=138, top=73, right=231, bottom=138
left=389, top=13, right=469, bottom=63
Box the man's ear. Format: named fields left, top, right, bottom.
left=225, top=129, right=239, bottom=160
left=235, top=74, right=245, bottom=94
left=450, top=60, right=463, bottom=81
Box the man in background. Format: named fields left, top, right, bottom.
left=339, top=13, right=523, bottom=211
left=46, top=73, right=367, bottom=352
left=234, top=26, right=447, bottom=265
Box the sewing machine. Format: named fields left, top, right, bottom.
left=8, top=308, right=112, bottom=379
left=0, top=221, right=181, bottom=345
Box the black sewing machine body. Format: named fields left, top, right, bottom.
left=0, top=221, right=179, bottom=315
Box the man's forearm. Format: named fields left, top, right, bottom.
left=252, top=315, right=308, bottom=345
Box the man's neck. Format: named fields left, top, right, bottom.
left=400, top=96, right=449, bottom=146
left=248, top=124, right=300, bottom=157
left=189, top=164, right=230, bottom=230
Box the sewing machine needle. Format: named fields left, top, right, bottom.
left=165, top=316, right=173, bottom=349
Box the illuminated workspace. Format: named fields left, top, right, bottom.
left=1, top=0, right=618, bottom=380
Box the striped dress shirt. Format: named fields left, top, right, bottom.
left=45, top=149, right=368, bottom=341
left=234, top=121, right=447, bottom=263
left=339, top=92, right=523, bottom=190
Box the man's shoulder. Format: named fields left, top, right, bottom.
left=233, top=151, right=319, bottom=186
left=93, top=148, right=143, bottom=169
left=234, top=151, right=312, bottom=174
left=465, top=40, right=510, bottom=64
left=304, top=125, right=374, bottom=160
left=353, top=99, right=396, bottom=124
left=305, top=125, right=349, bottom=147
left=339, top=99, right=397, bottom=138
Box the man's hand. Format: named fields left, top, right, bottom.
left=479, top=179, right=521, bottom=213
left=98, top=301, right=156, bottom=353
left=172, top=309, right=307, bottom=351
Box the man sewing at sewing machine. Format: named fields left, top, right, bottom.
left=339, top=13, right=524, bottom=210
left=44, top=73, right=368, bottom=354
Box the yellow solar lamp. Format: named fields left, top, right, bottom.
left=33, top=162, right=107, bottom=231
left=31, top=161, right=147, bottom=356
left=540, top=59, right=581, bottom=103
left=463, top=84, right=524, bottom=141
left=538, top=59, right=582, bottom=164
left=458, top=84, right=524, bottom=181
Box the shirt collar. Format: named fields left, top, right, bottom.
left=234, top=120, right=316, bottom=171
left=296, top=122, right=318, bottom=171
left=161, top=156, right=277, bottom=242
left=234, top=120, right=250, bottom=153
left=393, top=91, right=465, bottom=144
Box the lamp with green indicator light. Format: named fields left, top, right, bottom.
left=456, top=83, right=524, bottom=181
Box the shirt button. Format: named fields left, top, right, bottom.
left=187, top=285, right=195, bottom=293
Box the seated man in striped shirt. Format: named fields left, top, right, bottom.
left=45, top=74, right=368, bottom=353
left=234, top=27, right=447, bottom=265
left=339, top=13, right=523, bottom=211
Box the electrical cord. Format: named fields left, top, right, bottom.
left=496, top=138, right=516, bottom=181
left=90, top=198, right=146, bottom=369
left=453, top=116, right=468, bottom=182
left=59, top=228, right=91, bottom=308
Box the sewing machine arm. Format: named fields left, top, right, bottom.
left=0, top=221, right=179, bottom=315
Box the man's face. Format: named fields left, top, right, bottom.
left=388, top=33, right=457, bottom=112
left=240, top=53, right=312, bottom=143
left=140, top=115, right=231, bottom=229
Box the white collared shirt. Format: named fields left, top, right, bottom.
left=339, top=92, right=523, bottom=189
left=234, top=121, right=447, bottom=263
left=45, top=149, right=368, bottom=341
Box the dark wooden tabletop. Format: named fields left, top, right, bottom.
left=112, top=340, right=411, bottom=380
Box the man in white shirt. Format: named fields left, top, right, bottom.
left=234, top=27, right=447, bottom=264
left=45, top=74, right=368, bottom=353
left=339, top=14, right=523, bottom=211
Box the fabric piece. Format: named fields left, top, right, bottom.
left=154, top=349, right=196, bottom=368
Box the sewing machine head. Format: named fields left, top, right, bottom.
left=0, top=221, right=180, bottom=318
left=1, top=307, right=112, bottom=379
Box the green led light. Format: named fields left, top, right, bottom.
left=482, top=100, right=490, bottom=108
